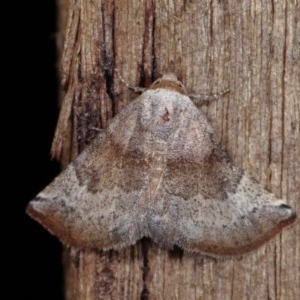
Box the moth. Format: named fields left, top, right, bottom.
left=27, top=73, right=296, bottom=256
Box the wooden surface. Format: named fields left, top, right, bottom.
left=53, top=0, right=299, bottom=299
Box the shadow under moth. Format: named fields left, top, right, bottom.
left=27, top=73, right=296, bottom=257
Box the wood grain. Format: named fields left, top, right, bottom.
left=52, top=0, right=299, bottom=299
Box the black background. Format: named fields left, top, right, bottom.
left=4, top=2, right=63, bottom=299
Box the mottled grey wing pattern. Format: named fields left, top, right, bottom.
left=142, top=90, right=295, bottom=256
left=27, top=97, right=152, bottom=250
left=27, top=74, right=296, bottom=256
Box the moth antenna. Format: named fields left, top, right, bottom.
left=114, top=69, right=147, bottom=93
left=90, top=127, right=104, bottom=133
left=189, top=88, right=230, bottom=106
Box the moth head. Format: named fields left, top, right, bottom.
left=150, top=73, right=188, bottom=95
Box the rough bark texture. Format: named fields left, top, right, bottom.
left=54, top=0, right=299, bottom=299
